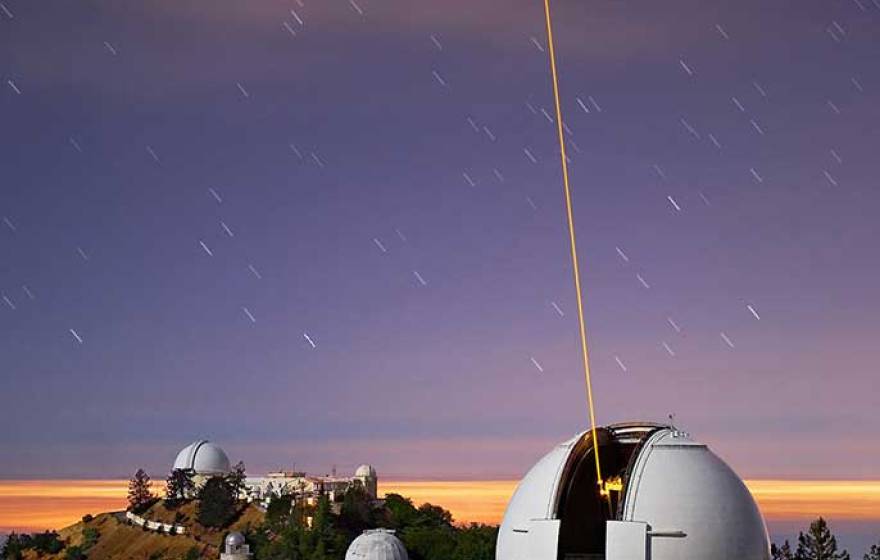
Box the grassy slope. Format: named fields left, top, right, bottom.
left=24, top=502, right=264, bottom=560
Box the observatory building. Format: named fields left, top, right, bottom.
left=170, top=440, right=378, bottom=505
left=345, top=529, right=408, bottom=560
left=496, top=422, right=770, bottom=560
left=173, top=440, right=232, bottom=486
left=220, top=532, right=252, bottom=560
left=246, top=463, right=378, bottom=505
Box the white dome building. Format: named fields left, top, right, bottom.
left=173, top=440, right=231, bottom=476
left=354, top=464, right=378, bottom=499
left=497, top=422, right=769, bottom=560
left=220, top=532, right=251, bottom=560
left=345, top=529, right=408, bottom=560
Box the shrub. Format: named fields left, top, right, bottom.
left=65, top=545, right=87, bottom=560
left=82, top=527, right=100, bottom=551
left=30, top=531, right=64, bottom=555
left=81, top=514, right=94, bottom=524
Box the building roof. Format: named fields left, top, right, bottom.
left=355, top=464, right=377, bottom=478
left=345, top=530, right=407, bottom=560
left=173, top=440, right=231, bottom=475
left=496, top=423, right=770, bottom=560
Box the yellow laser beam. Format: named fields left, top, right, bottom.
left=542, top=0, right=604, bottom=492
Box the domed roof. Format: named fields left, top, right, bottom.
left=497, top=423, right=769, bottom=560
left=225, top=532, right=245, bottom=548
left=355, top=464, right=377, bottom=478
left=173, top=440, right=231, bottom=475
left=621, top=429, right=769, bottom=559
left=346, top=530, right=407, bottom=560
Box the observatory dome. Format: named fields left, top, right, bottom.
left=173, top=440, right=231, bottom=475
left=355, top=464, right=377, bottom=478
left=225, top=532, right=245, bottom=549
left=497, top=423, right=769, bottom=560
left=345, top=529, right=408, bottom=560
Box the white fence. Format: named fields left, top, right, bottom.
left=125, top=511, right=187, bottom=535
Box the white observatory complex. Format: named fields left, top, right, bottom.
left=496, top=422, right=770, bottom=560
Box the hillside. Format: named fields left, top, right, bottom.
left=19, top=501, right=265, bottom=560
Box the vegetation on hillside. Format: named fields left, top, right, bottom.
left=247, top=486, right=497, bottom=560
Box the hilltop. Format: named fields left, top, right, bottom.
left=2, top=492, right=497, bottom=560
left=8, top=501, right=265, bottom=560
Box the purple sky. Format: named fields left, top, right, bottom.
left=0, top=0, right=878, bottom=481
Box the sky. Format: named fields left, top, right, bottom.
left=0, top=0, right=879, bottom=482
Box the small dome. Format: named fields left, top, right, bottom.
left=354, top=464, right=377, bottom=478
left=225, top=532, right=245, bottom=548
left=173, top=440, right=231, bottom=475
left=346, top=530, right=407, bottom=560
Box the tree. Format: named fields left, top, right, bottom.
left=400, top=526, right=456, bottom=560
left=227, top=461, right=248, bottom=499
left=197, top=476, right=237, bottom=528
left=415, top=504, right=453, bottom=528
left=773, top=540, right=795, bottom=560
left=796, top=518, right=850, bottom=560
left=165, top=469, right=195, bottom=506
left=383, top=494, right=419, bottom=530
left=1, top=532, right=24, bottom=560
left=452, top=524, right=497, bottom=560
left=127, top=469, right=154, bottom=513
left=339, top=484, right=374, bottom=537
left=265, top=495, right=295, bottom=531
left=65, top=546, right=86, bottom=560
left=308, top=495, right=343, bottom=560
left=865, top=543, right=880, bottom=560
left=184, top=546, right=202, bottom=560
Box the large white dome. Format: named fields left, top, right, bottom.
left=497, top=423, right=769, bottom=560
left=173, top=440, right=231, bottom=475
left=345, top=530, right=407, bottom=560
left=355, top=464, right=377, bottom=478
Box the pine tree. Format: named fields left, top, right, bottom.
left=226, top=461, right=247, bottom=499
left=772, top=540, right=795, bottom=560
left=127, top=469, right=154, bottom=513
left=864, top=543, right=880, bottom=560
left=197, top=476, right=237, bottom=528
left=795, top=517, right=850, bottom=560
left=165, top=468, right=196, bottom=506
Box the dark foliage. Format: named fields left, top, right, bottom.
left=82, top=527, right=100, bottom=551
left=796, top=517, right=850, bottom=560
left=197, top=476, right=238, bottom=528
left=64, top=545, right=87, bottom=560
left=165, top=469, right=196, bottom=506
left=127, top=469, right=155, bottom=514
left=773, top=540, right=795, bottom=560
left=249, top=491, right=494, bottom=560
left=226, top=462, right=248, bottom=499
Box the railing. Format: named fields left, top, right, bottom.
left=124, top=511, right=187, bottom=535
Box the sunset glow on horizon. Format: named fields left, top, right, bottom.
left=2, top=479, right=880, bottom=533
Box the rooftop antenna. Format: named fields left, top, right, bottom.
left=541, top=0, right=607, bottom=499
